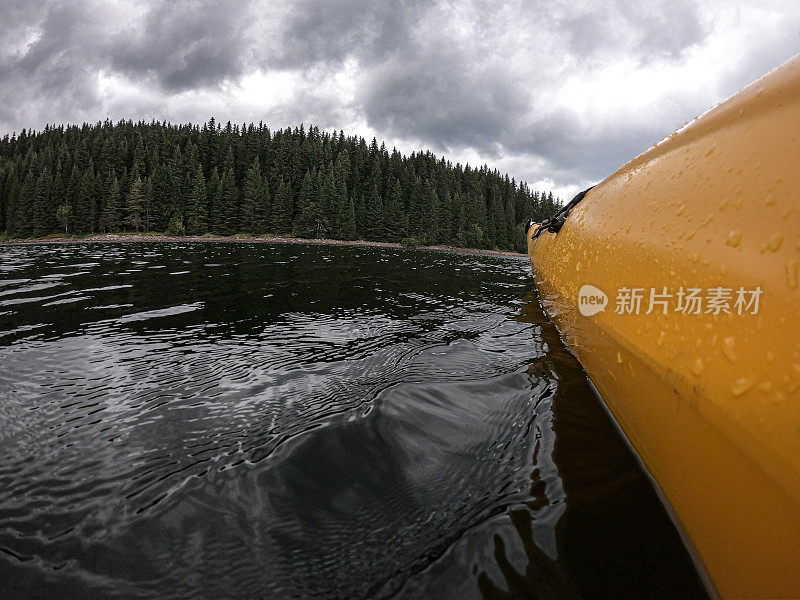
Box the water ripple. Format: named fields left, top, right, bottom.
left=0, top=242, right=707, bottom=599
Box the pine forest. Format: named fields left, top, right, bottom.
left=0, top=119, right=563, bottom=253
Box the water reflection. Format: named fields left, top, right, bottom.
left=463, top=294, right=708, bottom=600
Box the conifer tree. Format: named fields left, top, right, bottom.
left=131, top=132, right=145, bottom=176
left=65, top=165, right=80, bottom=230
left=207, top=168, right=221, bottom=232
left=99, top=174, right=120, bottom=233
left=317, top=162, right=334, bottom=230
left=422, top=179, right=439, bottom=243
left=216, top=167, right=238, bottom=235
left=384, top=180, right=408, bottom=242
left=364, top=185, right=384, bottom=241
left=167, top=211, right=185, bottom=235
left=56, top=202, right=71, bottom=234
left=488, top=184, right=509, bottom=249
left=185, top=167, right=207, bottom=234
left=252, top=176, right=270, bottom=235
left=454, top=192, right=468, bottom=245
left=98, top=136, right=115, bottom=177
left=293, top=170, right=318, bottom=238
left=31, top=168, right=52, bottom=237
left=126, top=175, right=145, bottom=232
left=12, top=169, right=35, bottom=237
left=169, top=145, right=186, bottom=218
left=50, top=159, right=66, bottom=234
left=446, top=191, right=460, bottom=243
left=319, top=166, right=336, bottom=236
left=340, top=198, right=357, bottom=240
left=92, top=166, right=104, bottom=232
left=354, top=194, right=366, bottom=239
left=437, top=190, right=452, bottom=244
left=142, top=177, right=154, bottom=232
left=408, top=177, right=425, bottom=239
left=241, top=157, right=262, bottom=233
left=333, top=149, right=351, bottom=236
left=271, top=176, right=293, bottom=234
left=75, top=166, right=96, bottom=234
left=459, top=192, right=487, bottom=248
left=332, top=165, right=350, bottom=239
left=150, top=163, right=171, bottom=232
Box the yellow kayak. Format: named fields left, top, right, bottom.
left=526, top=55, right=800, bottom=598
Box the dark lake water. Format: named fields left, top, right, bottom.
left=0, top=242, right=707, bottom=599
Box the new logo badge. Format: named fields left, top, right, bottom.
left=578, top=284, right=608, bottom=316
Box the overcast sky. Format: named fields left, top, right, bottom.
left=1, top=0, right=798, bottom=198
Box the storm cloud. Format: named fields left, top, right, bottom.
left=1, top=0, right=797, bottom=197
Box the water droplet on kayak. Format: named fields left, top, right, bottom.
left=726, top=231, right=742, bottom=247
left=617, top=351, right=623, bottom=364
left=731, top=378, right=753, bottom=396
left=765, top=193, right=777, bottom=206
left=763, top=233, right=783, bottom=252
left=771, top=391, right=786, bottom=405
left=692, top=358, right=704, bottom=375
left=722, top=337, right=737, bottom=363
left=787, top=259, right=798, bottom=289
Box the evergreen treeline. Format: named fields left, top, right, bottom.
left=0, top=119, right=562, bottom=252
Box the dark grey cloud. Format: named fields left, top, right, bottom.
left=360, top=49, right=529, bottom=154
left=274, top=0, right=421, bottom=68
left=107, top=0, right=255, bottom=92
left=0, top=0, right=797, bottom=194
left=0, top=0, right=254, bottom=101
left=0, top=1, right=103, bottom=127
left=508, top=113, right=673, bottom=183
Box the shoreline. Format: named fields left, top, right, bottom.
left=0, top=233, right=527, bottom=259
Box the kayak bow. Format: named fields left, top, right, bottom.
left=527, top=55, right=800, bottom=598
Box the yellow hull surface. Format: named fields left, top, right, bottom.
left=527, top=56, right=800, bottom=598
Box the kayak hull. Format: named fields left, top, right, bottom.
left=527, top=56, right=800, bottom=598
